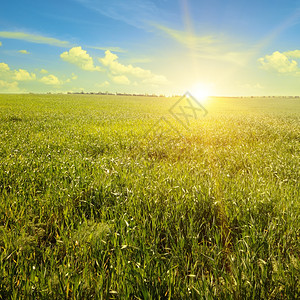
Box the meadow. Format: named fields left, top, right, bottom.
left=0, top=93, right=299, bottom=299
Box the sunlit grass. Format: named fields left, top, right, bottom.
left=0, top=94, right=299, bottom=298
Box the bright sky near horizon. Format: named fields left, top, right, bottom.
left=1, top=0, right=300, bottom=96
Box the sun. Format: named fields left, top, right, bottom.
left=189, top=83, right=213, bottom=103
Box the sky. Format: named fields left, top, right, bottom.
left=1, top=0, right=300, bottom=96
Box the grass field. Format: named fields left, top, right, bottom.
left=0, top=94, right=299, bottom=299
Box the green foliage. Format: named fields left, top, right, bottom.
left=0, top=94, right=299, bottom=299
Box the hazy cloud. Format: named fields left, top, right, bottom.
left=128, top=57, right=152, bottom=64
left=111, top=75, right=130, bottom=85
left=75, top=0, right=172, bottom=29
left=97, top=80, right=110, bottom=88
left=88, top=45, right=126, bottom=53
left=153, top=24, right=216, bottom=50
left=61, top=46, right=101, bottom=71
left=71, top=73, right=78, bottom=80
left=153, top=23, right=254, bottom=66
left=0, top=31, right=71, bottom=47
left=0, top=80, right=19, bottom=92
left=142, top=75, right=169, bottom=85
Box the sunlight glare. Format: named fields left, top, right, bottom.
left=189, top=83, right=213, bottom=103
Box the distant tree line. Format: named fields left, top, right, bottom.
left=37, top=92, right=300, bottom=98
left=65, top=91, right=166, bottom=97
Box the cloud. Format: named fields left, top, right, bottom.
left=1, top=63, right=36, bottom=81
left=97, top=80, right=110, bottom=88
left=75, top=0, right=171, bottom=29
left=258, top=51, right=300, bottom=74
left=88, top=46, right=126, bottom=53
left=60, top=47, right=101, bottom=71
left=65, top=73, right=78, bottom=83
left=284, top=50, right=300, bottom=58
left=18, top=50, right=30, bottom=54
left=128, top=57, right=152, bottom=64
left=0, top=31, right=71, bottom=47
left=111, top=75, right=130, bottom=85
left=40, top=74, right=63, bottom=85
left=240, top=82, right=263, bottom=90
left=71, top=73, right=78, bottom=80
left=0, top=80, right=19, bottom=92
left=1, top=62, right=36, bottom=83
left=14, top=69, right=36, bottom=81
left=0, top=62, right=10, bottom=72
left=0, top=62, right=66, bottom=89
left=153, top=24, right=216, bottom=50
left=0, top=41, right=2, bottom=46
left=99, top=51, right=118, bottom=69
left=153, top=23, right=253, bottom=66
left=142, top=75, right=169, bottom=85
left=99, top=50, right=169, bottom=85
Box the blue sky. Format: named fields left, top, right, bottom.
left=1, top=0, right=300, bottom=96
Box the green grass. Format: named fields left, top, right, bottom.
left=0, top=94, right=299, bottom=299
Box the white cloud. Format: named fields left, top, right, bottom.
left=111, top=75, right=130, bottom=85
left=0, top=80, right=19, bottom=92
left=0, top=31, right=70, bottom=47
left=1, top=63, right=36, bottom=82
left=283, top=50, right=300, bottom=58
left=0, top=61, right=67, bottom=90
left=99, top=51, right=118, bottom=68
left=18, top=50, right=30, bottom=54
left=0, top=62, right=67, bottom=89
left=0, top=63, right=36, bottom=86
left=258, top=51, right=300, bottom=74
left=14, top=69, right=36, bottom=81
left=99, top=50, right=151, bottom=77
left=40, top=74, right=62, bottom=85
left=60, top=47, right=101, bottom=71
left=0, top=62, right=10, bottom=72
left=99, top=50, right=169, bottom=85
